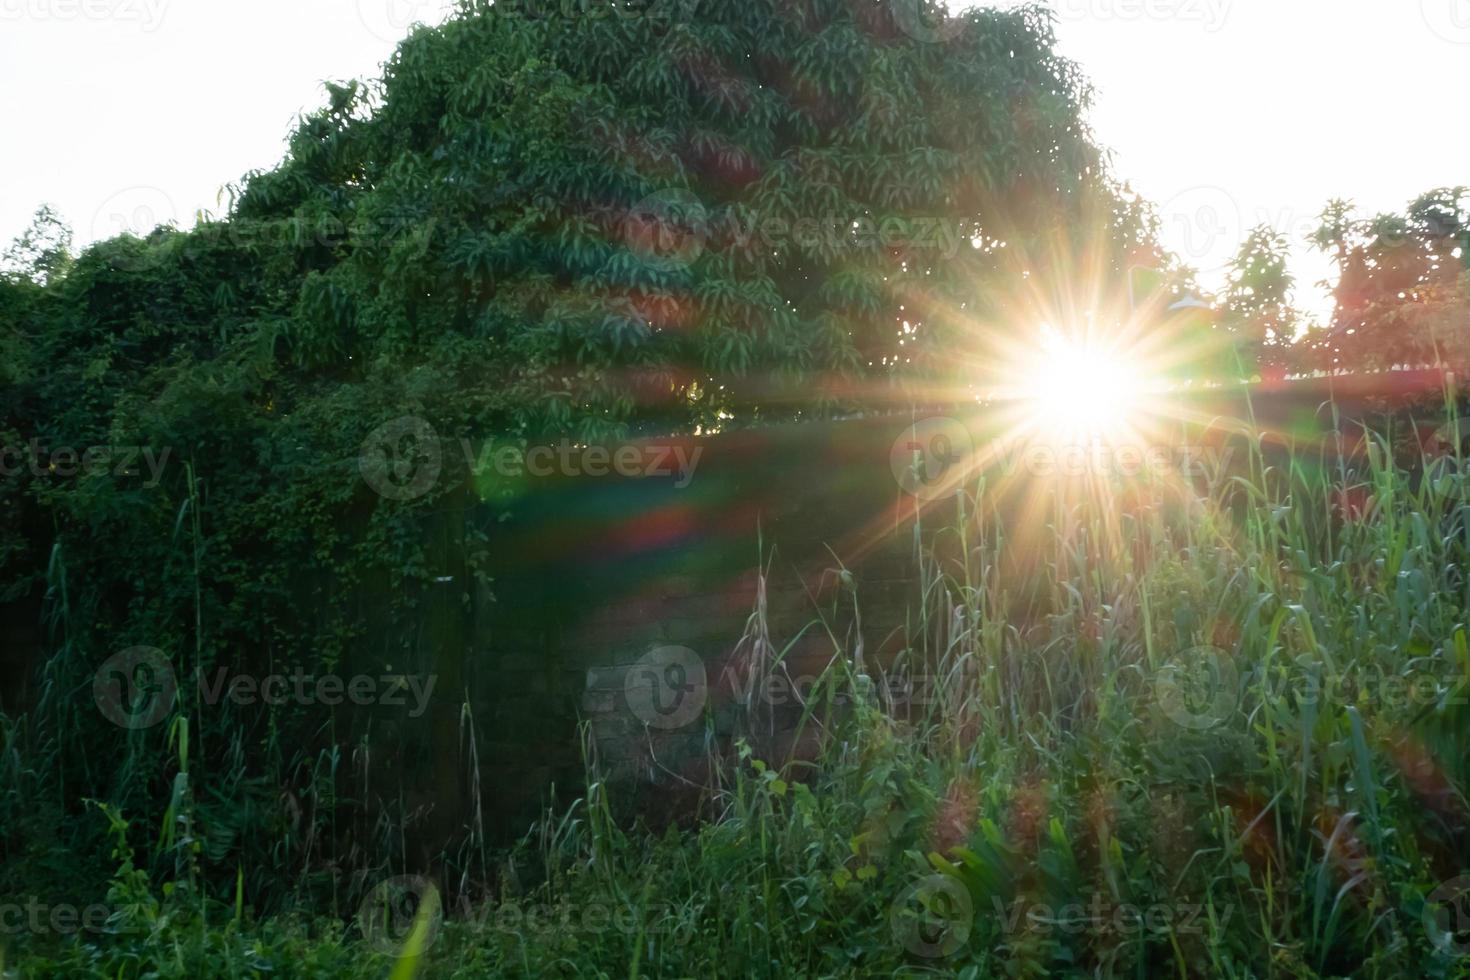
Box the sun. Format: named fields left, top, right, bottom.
left=1017, top=328, right=1146, bottom=442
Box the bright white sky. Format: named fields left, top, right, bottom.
left=2, top=0, right=1466, bottom=324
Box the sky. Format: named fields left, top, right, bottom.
left=1037, top=0, right=1470, bottom=322
left=2, top=0, right=1467, bottom=324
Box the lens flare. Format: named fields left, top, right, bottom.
left=1018, top=329, right=1145, bottom=441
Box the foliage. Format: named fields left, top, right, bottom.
left=1305, top=190, right=1470, bottom=373
left=0, top=0, right=1150, bottom=933
left=1, top=206, right=73, bottom=287
left=1222, top=224, right=1299, bottom=375
left=8, top=412, right=1470, bottom=977
left=4, top=2, right=1469, bottom=975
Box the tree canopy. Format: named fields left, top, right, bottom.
left=1304, top=189, right=1470, bottom=373
left=0, top=0, right=1155, bottom=907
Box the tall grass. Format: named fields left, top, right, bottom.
left=7, top=405, right=1470, bottom=978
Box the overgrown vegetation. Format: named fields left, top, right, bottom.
left=0, top=0, right=1156, bottom=924
left=3, top=1, right=1470, bottom=977
left=7, top=403, right=1470, bottom=977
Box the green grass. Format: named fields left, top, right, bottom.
left=8, top=406, right=1470, bottom=978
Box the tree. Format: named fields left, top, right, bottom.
left=1310, top=189, right=1470, bottom=373
left=1, top=205, right=72, bottom=286
left=2, top=0, right=1158, bottom=907
left=221, top=0, right=1150, bottom=431
left=1222, top=225, right=1298, bottom=381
